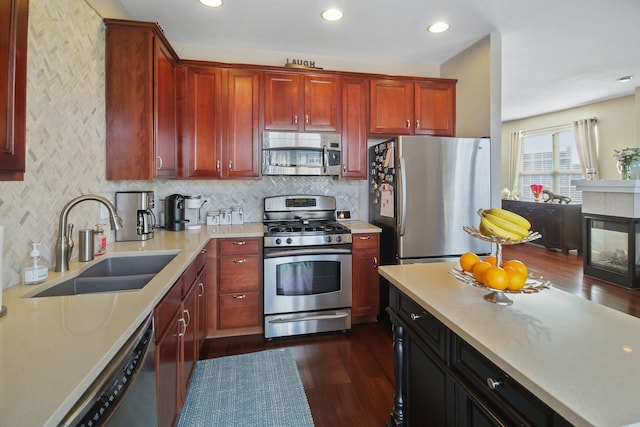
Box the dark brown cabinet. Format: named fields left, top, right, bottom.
left=341, top=77, right=368, bottom=179
left=182, top=66, right=260, bottom=178
left=369, top=78, right=456, bottom=136
left=104, top=20, right=179, bottom=180
left=264, top=72, right=340, bottom=132
left=501, top=200, right=582, bottom=254
left=1, top=0, right=28, bottom=181
left=352, top=233, right=380, bottom=322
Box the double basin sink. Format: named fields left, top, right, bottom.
left=30, top=253, right=177, bottom=298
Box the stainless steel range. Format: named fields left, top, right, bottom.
left=263, top=195, right=352, bottom=339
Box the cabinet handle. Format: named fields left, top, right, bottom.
left=373, top=256, right=378, bottom=268
left=183, top=309, right=191, bottom=327
left=229, top=160, right=233, bottom=171
left=359, top=235, right=371, bottom=240
left=293, top=115, right=298, bottom=125
left=216, top=159, right=221, bottom=171
left=198, top=282, right=204, bottom=297
left=178, top=318, right=186, bottom=337
left=201, top=248, right=208, bottom=254
left=233, top=294, right=247, bottom=299
left=406, top=119, right=411, bottom=129
left=486, top=378, right=502, bottom=390
left=233, top=240, right=246, bottom=245
left=410, top=313, right=422, bottom=321
left=415, top=120, right=420, bottom=129
left=305, top=114, right=309, bottom=125
left=233, top=259, right=247, bottom=264
left=156, top=156, right=163, bottom=170
left=343, top=162, right=347, bottom=174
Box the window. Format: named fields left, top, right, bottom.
left=519, top=126, right=583, bottom=203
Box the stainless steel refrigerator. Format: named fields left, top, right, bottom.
left=369, top=136, right=492, bottom=265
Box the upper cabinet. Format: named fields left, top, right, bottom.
left=1, top=0, right=28, bottom=181
left=182, top=65, right=260, bottom=179
left=105, top=20, right=179, bottom=180
left=264, top=72, right=340, bottom=132
left=370, top=78, right=456, bottom=136
left=341, top=77, right=368, bottom=179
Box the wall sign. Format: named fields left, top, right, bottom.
left=285, top=58, right=323, bottom=70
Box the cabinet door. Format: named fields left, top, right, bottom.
left=184, top=66, right=223, bottom=178
left=197, top=267, right=207, bottom=354
left=369, top=79, right=413, bottom=135
left=155, top=308, right=181, bottom=427
left=352, top=233, right=380, bottom=318
left=414, top=80, right=456, bottom=136
left=304, top=75, right=340, bottom=132
left=154, top=41, right=178, bottom=178
left=205, top=239, right=219, bottom=337
left=226, top=69, right=260, bottom=177
left=0, top=0, right=27, bottom=181
left=263, top=72, right=301, bottom=131
left=181, top=281, right=198, bottom=405
left=341, top=77, right=368, bottom=179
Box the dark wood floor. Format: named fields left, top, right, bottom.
left=200, top=243, right=640, bottom=427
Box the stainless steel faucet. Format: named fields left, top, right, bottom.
left=55, top=194, right=123, bottom=272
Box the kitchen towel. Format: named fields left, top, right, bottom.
left=178, top=348, right=314, bottom=427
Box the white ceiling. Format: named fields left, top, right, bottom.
left=86, top=0, right=640, bottom=122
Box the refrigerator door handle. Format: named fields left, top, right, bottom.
left=399, top=156, right=407, bottom=237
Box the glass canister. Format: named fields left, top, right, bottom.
left=231, top=206, right=244, bottom=225
left=219, top=208, right=232, bottom=225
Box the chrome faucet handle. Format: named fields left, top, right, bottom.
left=67, top=224, right=74, bottom=263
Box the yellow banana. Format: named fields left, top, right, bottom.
left=479, top=216, right=523, bottom=241
left=485, top=208, right=531, bottom=230
left=481, top=211, right=530, bottom=238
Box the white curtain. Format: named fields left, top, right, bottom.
left=506, top=131, right=523, bottom=194
left=573, top=118, right=599, bottom=178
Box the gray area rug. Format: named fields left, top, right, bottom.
left=177, top=348, right=315, bottom=427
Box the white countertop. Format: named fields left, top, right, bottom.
left=340, top=219, right=382, bottom=234
left=572, top=179, right=640, bottom=193
left=379, top=262, right=640, bottom=427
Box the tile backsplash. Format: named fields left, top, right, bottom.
left=0, top=0, right=363, bottom=288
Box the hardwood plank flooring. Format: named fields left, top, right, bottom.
left=200, top=243, right=640, bottom=427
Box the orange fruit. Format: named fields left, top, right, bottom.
left=483, top=255, right=497, bottom=266
left=502, top=259, right=528, bottom=277
left=472, top=261, right=493, bottom=284
left=460, top=252, right=481, bottom=272
left=504, top=267, right=528, bottom=291
left=484, top=266, right=509, bottom=290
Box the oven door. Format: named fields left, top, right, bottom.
left=264, top=248, right=352, bottom=315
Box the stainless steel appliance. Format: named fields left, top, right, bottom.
left=165, top=194, right=186, bottom=231
left=262, top=132, right=342, bottom=176
left=60, top=315, right=157, bottom=426
left=369, top=137, right=491, bottom=320
left=115, top=191, right=155, bottom=242
left=263, top=195, right=352, bottom=339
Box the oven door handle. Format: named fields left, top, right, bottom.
left=264, top=248, right=352, bottom=258
left=268, top=312, right=350, bottom=324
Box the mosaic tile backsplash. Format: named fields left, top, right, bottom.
left=0, top=0, right=362, bottom=288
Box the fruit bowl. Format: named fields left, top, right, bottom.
left=449, top=267, right=552, bottom=306
left=463, top=225, right=541, bottom=245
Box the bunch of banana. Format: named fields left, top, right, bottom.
left=478, top=208, right=531, bottom=241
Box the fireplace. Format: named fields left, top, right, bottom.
left=583, top=213, right=640, bottom=288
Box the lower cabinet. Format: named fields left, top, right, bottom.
left=352, top=232, right=380, bottom=322
left=388, top=285, right=572, bottom=427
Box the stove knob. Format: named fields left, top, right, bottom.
left=286, top=238, right=293, bottom=245
left=275, top=238, right=282, bottom=245
left=336, top=236, right=342, bottom=243
left=325, top=236, right=332, bottom=243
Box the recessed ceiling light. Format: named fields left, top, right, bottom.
left=199, top=0, right=223, bottom=7
left=321, top=8, right=344, bottom=22
left=617, top=75, right=635, bottom=83
left=428, top=22, right=450, bottom=33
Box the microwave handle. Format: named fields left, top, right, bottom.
left=323, top=144, right=329, bottom=174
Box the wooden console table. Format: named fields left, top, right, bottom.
left=501, top=200, right=582, bottom=254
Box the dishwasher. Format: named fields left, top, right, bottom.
left=59, top=314, right=158, bottom=427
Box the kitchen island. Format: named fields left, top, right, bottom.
left=379, top=262, right=640, bottom=427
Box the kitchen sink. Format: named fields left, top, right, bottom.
left=28, top=253, right=178, bottom=298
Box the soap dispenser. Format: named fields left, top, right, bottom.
left=21, top=243, right=49, bottom=285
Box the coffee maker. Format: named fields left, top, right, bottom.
left=115, top=191, right=156, bottom=241
left=184, top=195, right=205, bottom=230
left=165, top=194, right=187, bottom=231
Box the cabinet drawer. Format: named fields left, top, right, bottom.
left=218, top=292, right=261, bottom=329
left=154, top=279, right=182, bottom=340
left=196, top=247, right=208, bottom=273
left=398, top=292, right=447, bottom=360
left=353, top=233, right=379, bottom=250
left=218, top=256, right=261, bottom=293
left=181, top=260, right=198, bottom=296
left=452, top=337, right=558, bottom=426
left=219, top=238, right=261, bottom=256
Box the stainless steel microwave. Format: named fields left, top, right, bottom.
left=262, top=132, right=342, bottom=176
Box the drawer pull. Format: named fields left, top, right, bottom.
left=373, top=256, right=378, bottom=268
left=183, top=309, right=191, bottom=327
left=486, top=377, right=502, bottom=390
left=178, top=318, right=186, bottom=337
left=233, top=294, right=247, bottom=299
left=233, top=259, right=247, bottom=264
left=198, top=282, right=204, bottom=297
left=359, top=235, right=371, bottom=240
left=233, top=241, right=247, bottom=245
left=410, top=313, right=422, bottom=321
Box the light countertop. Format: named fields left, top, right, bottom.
left=340, top=220, right=382, bottom=234
left=379, top=262, right=640, bottom=427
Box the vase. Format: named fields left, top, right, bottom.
left=618, top=161, right=632, bottom=180
left=629, top=158, right=640, bottom=180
